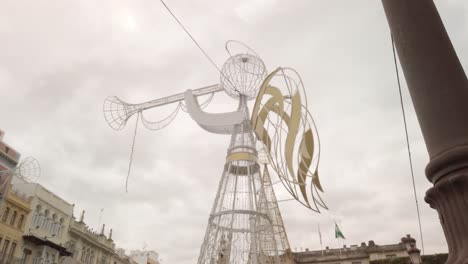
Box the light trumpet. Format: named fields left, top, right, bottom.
left=103, top=84, right=222, bottom=131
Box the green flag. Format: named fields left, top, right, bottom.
left=335, top=223, right=345, bottom=239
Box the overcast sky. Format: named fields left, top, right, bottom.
left=1, top=0, right=467, bottom=263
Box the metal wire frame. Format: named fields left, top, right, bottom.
left=197, top=99, right=288, bottom=264
left=0, top=157, right=41, bottom=216
left=101, top=41, right=320, bottom=263
left=220, top=41, right=267, bottom=101
left=102, top=41, right=266, bottom=131
left=0, top=157, right=41, bottom=183
left=103, top=85, right=221, bottom=131
left=251, top=67, right=327, bottom=212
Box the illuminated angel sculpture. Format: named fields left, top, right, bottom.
left=103, top=41, right=326, bottom=264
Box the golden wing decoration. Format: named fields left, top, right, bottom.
left=251, top=67, right=327, bottom=212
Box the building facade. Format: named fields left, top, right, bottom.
left=294, top=234, right=422, bottom=264
left=0, top=188, right=31, bottom=263
left=0, top=130, right=21, bottom=171
left=0, top=129, right=29, bottom=263
left=112, top=248, right=136, bottom=264
left=12, top=182, right=74, bottom=264
left=62, top=212, right=135, bottom=264
left=0, top=130, right=21, bottom=212
left=129, top=250, right=160, bottom=264
left=0, top=130, right=146, bottom=264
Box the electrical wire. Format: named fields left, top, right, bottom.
left=391, top=34, right=425, bottom=255
left=159, top=0, right=222, bottom=73
left=158, top=0, right=240, bottom=95
left=123, top=1, right=243, bottom=193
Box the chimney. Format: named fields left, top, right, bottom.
left=80, top=210, right=85, bottom=222
left=401, top=234, right=421, bottom=264
left=401, top=234, right=416, bottom=250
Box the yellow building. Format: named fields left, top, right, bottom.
left=0, top=188, right=31, bottom=263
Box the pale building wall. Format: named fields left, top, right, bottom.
left=64, top=216, right=135, bottom=264
left=13, top=182, right=73, bottom=243
left=111, top=248, right=136, bottom=264
left=295, top=236, right=421, bottom=264
left=12, top=182, right=74, bottom=264
left=130, top=250, right=160, bottom=264
left=66, top=218, right=115, bottom=264
left=0, top=130, right=21, bottom=170
left=368, top=250, right=408, bottom=261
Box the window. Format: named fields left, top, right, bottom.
left=59, top=218, right=64, bottom=237
left=57, top=226, right=62, bottom=237
left=32, top=213, right=43, bottom=228
left=1, top=239, right=10, bottom=259
left=2, top=207, right=10, bottom=222
left=17, top=215, right=24, bottom=229
left=41, top=216, right=48, bottom=229
left=9, top=211, right=17, bottom=226
left=22, top=249, right=32, bottom=264
left=42, top=217, right=51, bottom=230
left=81, top=248, right=86, bottom=262
left=46, top=220, right=52, bottom=233
left=6, top=242, right=16, bottom=263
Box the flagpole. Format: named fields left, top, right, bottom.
left=340, top=238, right=343, bottom=256
left=97, top=208, right=104, bottom=230
left=318, top=224, right=323, bottom=256
left=334, top=221, right=345, bottom=257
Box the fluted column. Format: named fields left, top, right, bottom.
left=381, top=1, right=468, bottom=263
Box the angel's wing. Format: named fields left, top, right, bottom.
left=251, top=67, right=327, bottom=212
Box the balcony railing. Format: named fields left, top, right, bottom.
left=32, top=257, right=45, bottom=264
left=0, top=256, right=25, bottom=264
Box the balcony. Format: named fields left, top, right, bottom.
left=0, top=142, right=20, bottom=165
